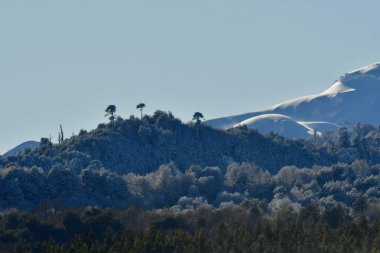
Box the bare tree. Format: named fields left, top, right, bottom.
left=58, top=124, right=64, bottom=144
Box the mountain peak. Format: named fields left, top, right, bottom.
left=348, top=62, right=380, bottom=75
left=339, top=62, right=380, bottom=84
left=206, top=62, right=380, bottom=138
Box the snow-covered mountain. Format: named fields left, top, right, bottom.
left=2, top=141, right=40, bottom=157
left=206, top=63, right=380, bottom=138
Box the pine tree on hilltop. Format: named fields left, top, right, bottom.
left=192, top=112, right=204, bottom=139
left=105, top=105, right=117, bottom=123
left=136, top=103, right=146, bottom=119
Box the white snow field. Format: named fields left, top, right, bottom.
left=205, top=63, right=380, bottom=138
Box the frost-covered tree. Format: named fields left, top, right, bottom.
left=195, top=167, right=224, bottom=202
left=102, top=172, right=129, bottom=202
left=0, top=167, right=26, bottom=207
left=338, top=127, right=350, bottom=148
left=225, top=163, right=271, bottom=190
left=80, top=167, right=106, bottom=197
left=275, top=166, right=299, bottom=188
left=47, top=165, right=81, bottom=199
left=19, top=167, right=47, bottom=202
left=125, top=164, right=193, bottom=208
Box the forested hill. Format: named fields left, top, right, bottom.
left=2, top=111, right=380, bottom=175
left=1, top=111, right=380, bottom=211
left=2, top=111, right=330, bottom=175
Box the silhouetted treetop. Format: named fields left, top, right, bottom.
left=105, top=105, right=117, bottom=123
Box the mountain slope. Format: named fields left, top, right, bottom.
left=3, top=141, right=40, bottom=157
left=206, top=63, right=380, bottom=136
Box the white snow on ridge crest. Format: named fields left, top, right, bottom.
left=234, top=114, right=318, bottom=138
left=340, top=62, right=380, bottom=83
left=205, top=62, right=380, bottom=138
left=320, top=81, right=355, bottom=96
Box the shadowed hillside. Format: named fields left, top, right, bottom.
left=1, top=111, right=329, bottom=175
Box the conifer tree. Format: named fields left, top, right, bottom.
left=192, top=112, right=204, bottom=139
left=105, top=105, right=117, bottom=123
left=136, top=103, right=146, bottom=119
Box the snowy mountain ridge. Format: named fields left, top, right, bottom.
left=205, top=63, right=380, bottom=138
left=2, top=141, right=40, bottom=157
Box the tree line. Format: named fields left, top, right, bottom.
left=1, top=204, right=380, bottom=253
left=104, top=103, right=204, bottom=125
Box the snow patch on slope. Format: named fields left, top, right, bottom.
left=320, top=81, right=355, bottom=96
left=298, top=121, right=340, bottom=132
left=234, top=114, right=318, bottom=138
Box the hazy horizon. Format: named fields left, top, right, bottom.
left=2, top=0, right=380, bottom=154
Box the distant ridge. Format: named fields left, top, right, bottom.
left=206, top=62, right=380, bottom=138
left=3, top=141, right=40, bottom=157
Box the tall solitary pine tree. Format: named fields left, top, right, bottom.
left=105, top=105, right=117, bottom=123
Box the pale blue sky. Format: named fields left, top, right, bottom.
left=1, top=0, right=380, bottom=154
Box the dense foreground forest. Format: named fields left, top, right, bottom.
left=1, top=204, right=380, bottom=253
left=1, top=111, right=380, bottom=252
